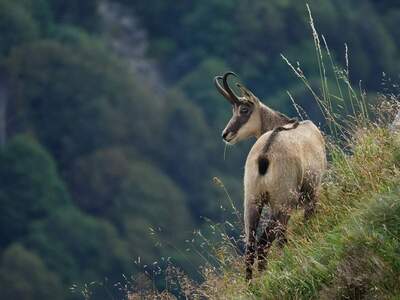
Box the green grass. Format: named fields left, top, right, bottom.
left=254, top=176, right=400, bottom=299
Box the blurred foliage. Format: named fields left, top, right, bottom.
left=6, top=39, right=163, bottom=167
left=0, top=0, right=398, bottom=298
left=0, top=0, right=40, bottom=57
left=0, top=135, right=69, bottom=247
left=0, top=243, right=64, bottom=300
left=25, top=207, right=129, bottom=284
left=118, top=0, right=399, bottom=94
left=46, top=0, right=100, bottom=31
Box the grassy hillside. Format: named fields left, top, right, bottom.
left=195, top=116, right=400, bottom=299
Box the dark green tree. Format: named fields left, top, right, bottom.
left=0, top=135, right=69, bottom=247
left=7, top=39, right=163, bottom=169
left=46, top=0, right=100, bottom=31
left=0, top=243, right=64, bottom=300
left=25, top=207, right=130, bottom=285
left=0, top=0, right=39, bottom=57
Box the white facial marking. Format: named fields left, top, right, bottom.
left=229, top=110, right=260, bottom=144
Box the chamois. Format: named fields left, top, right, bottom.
left=215, top=72, right=326, bottom=280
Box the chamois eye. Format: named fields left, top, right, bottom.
left=240, top=106, right=249, bottom=114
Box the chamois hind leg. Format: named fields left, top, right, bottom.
left=244, top=200, right=262, bottom=281
left=257, top=211, right=290, bottom=272
left=302, top=172, right=321, bottom=221
left=274, top=211, right=290, bottom=248
left=257, top=216, right=276, bottom=272
left=302, top=184, right=318, bottom=221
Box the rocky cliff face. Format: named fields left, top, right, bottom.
left=98, top=1, right=166, bottom=97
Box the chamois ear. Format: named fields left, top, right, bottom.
left=236, top=83, right=260, bottom=106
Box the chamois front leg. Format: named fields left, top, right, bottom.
left=244, top=201, right=262, bottom=281
left=274, top=211, right=290, bottom=248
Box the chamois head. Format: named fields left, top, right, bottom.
left=215, top=72, right=261, bottom=144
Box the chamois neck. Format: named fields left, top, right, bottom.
left=256, top=104, right=293, bottom=138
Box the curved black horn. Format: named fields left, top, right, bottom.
left=214, top=76, right=234, bottom=104
left=222, top=71, right=241, bottom=104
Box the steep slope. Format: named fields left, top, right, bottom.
left=196, top=114, right=400, bottom=299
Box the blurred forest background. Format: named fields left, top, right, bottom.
left=0, top=0, right=399, bottom=299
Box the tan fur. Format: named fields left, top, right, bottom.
left=244, top=120, right=326, bottom=215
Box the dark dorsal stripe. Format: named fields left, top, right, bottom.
left=258, top=119, right=299, bottom=176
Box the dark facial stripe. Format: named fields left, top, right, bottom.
left=226, top=104, right=254, bottom=135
